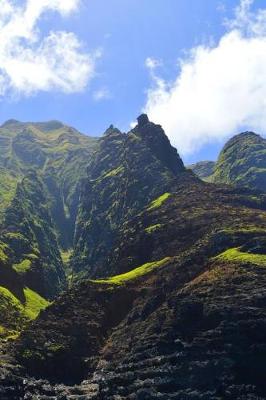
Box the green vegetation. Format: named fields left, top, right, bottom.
left=1, top=171, right=66, bottom=299
left=72, top=119, right=184, bottom=278
left=0, top=121, right=97, bottom=294
left=188, top=161, right=215, bottom=181
left=210, top=132, right=266, bottom=191
left=46, top=343, right=65, bottom=353
left=92, top=257, right=171, bottom=285
left=0, top=171, right=19, bottom=220
left=0, top=286, right=26, bottom=339
left=61, top=249, right=72, bottom=264
left=215, top=248, right=266, bottom=266
left=13, top=259, right=32, bottom=274
left=192, top=133, right=266, bottom=191
left=103, top=166, right=124, bottom=179
left=219, top=226, right=266, bottom=235
left=148, top=193, right=171, bottom=211
left=0, top=325, right=19, bottom=341
left=0, top=286, right=50, bottom=320
left=0, top=286, right=22, bottom=310
left=0, top=242, right=8, bottom=263
left=61, top=249, right=73, bottom=279
left=23, top=288, right=50, bottom=320
left=0, top=325, right=6, bottom=335
left=0, top=286, right=50, bottom=338
left=145, top=224, right=162, bottom=233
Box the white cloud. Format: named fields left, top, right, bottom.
left=145, top=57, right=162, bottom=70
left=144, top=0, right=266, bottom=155
left=93, top=87, right=111, bottom=102
left=0, top=0, right=98, bottom=96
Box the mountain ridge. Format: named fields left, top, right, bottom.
left=190, top=131, right=266, bottom=191
left=0, top=121, right=98, bottom=337
left=0, top=117, right=266, bottom=398
left=72, top=114, right=189, bottom=279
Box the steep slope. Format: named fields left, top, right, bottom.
left=10, top=177, right=266, bottom=399
left=0, top=120, right=98, bottom=337
left=0, top=119, right=98, bottom=247
left=188, top=160, right=215, bottom=181
left=72, top=114, right=187, bottom=278
left=1, top=171, right=65, bottom=298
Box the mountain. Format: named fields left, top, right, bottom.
left=1, top=116, right=266, bottom=398
left=0, top=119, right=97, bottom=246
left=12, top=171, right=266, bottom=399
left=191, top=132, right=266, bottom=191
left=188, top=160, right=215, bottom=181
left=0, top=120, right=97, bottom=338
left=0, top=117, right=265, bottom=399
left=72, top=114, right=187, bottom=279
left=212, top=132, right=266, bottom=191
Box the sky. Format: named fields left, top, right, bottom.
left=0, top=0, right=266, bottom=163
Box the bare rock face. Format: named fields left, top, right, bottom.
left=137, top=113, right=149, bottom=126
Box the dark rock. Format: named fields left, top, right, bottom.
left=137, top=114, right=149, bottom=127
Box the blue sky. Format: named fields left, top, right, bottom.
left=0, top=0, right=266, bottom=163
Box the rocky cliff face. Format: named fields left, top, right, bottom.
left=72, top=114, right=187, bottom=278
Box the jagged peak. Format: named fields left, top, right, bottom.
left=103, top=125, right=122, bottom=137
left=131, top=115, right=185, bottom=174
left=137, top=114, right=150, bottom=127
